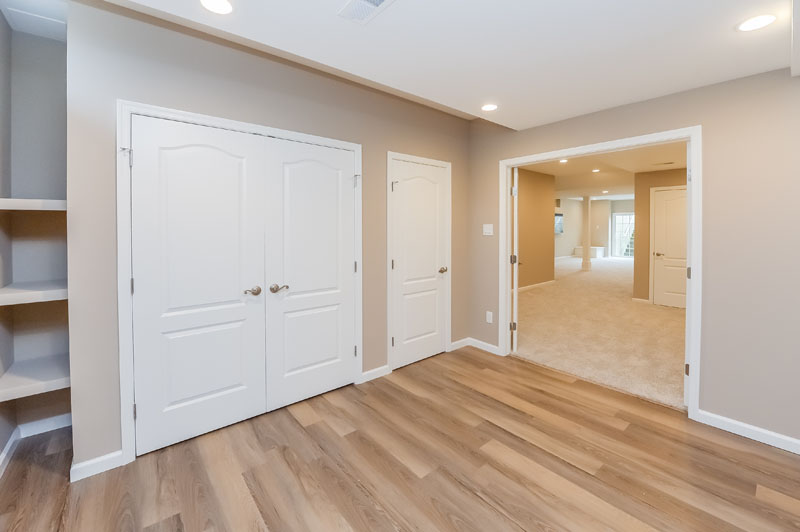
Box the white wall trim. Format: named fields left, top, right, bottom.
left=386, top=152, right=452, bottom=370
left=449, top=337, right=503, bottom=356
left=114, top=100, right=364, bottom=479
left=632, top=297, right=651, bottom=304
left=0, top=426, right=20, bottom=479
left=70, top=450, right=126, bottom=483
left=694, top=409, right=800, bottom=455
left=498, top=126, right=704, bottom=422
left=518, top=280, right=555, bottom=293
left=648, top=185, right=687, bottom=303
left=18, top=413, right=72, bottom=438
left=354, top=364, right=391, bottom=385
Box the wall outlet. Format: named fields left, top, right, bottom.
left=485, top=311, right=493, bottom=324
left=483, top=224, right=494, bottom=236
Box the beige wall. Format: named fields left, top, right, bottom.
left=590, top=199, right=611, bottom=255
left=67, top=1, right=471, bottom=463
left=555, top=199, right=583, bottom=257
left=467, top=69, right=800, bottom=440
left=633, top=169, right=687, bottom=299
left=517, top=170, right=554, bottom=287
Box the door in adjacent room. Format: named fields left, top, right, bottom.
left=387, top=153, right=451, bottom=370
left=131, top=115, right=268, bottom=455
left=651, top=186, right=687, bottom=308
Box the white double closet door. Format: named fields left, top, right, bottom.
left=131, top=116, right=358, bottom=455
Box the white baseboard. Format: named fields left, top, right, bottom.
left=70, top=449, right=127, bottom=483
left=518, top=280, right=555, bottom=293
left=0, top=426, right=21, bottom=479
left=18, top=413, right=72, bottom=438
left=632, top=297, right=651, bottom=304
left=693, top=409, right=800, bottom=455
left=449, top=337, right=505, bottom=356
left=354, top=364, right=391, bottom=385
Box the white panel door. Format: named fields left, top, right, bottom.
left=265, top=138, right=357, bottom=411
left=389, top=155, right=451, bottom=370
left=653, top=187, right=687, bottom=308
left=131, top=116, right=267, bottom=455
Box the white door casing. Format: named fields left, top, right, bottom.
left=265, top=138, right=358, bottom=411
left=131, top=115, right=268, bottom=455
left=651, top=186, right=687, bottom=308
left=511, top=167, right=519, bottom=353
left=387, top=153, right=451, bottom=370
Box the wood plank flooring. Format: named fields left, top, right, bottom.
left=2, top=347, right=800, bottom=531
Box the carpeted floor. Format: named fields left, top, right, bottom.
left=517, top=256, right=686, bottom=409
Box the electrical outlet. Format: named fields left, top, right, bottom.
left=483, top=224, right=494, bottom=236
left=486, top=311, right=493, bottom=324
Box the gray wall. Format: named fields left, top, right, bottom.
left=467, top=69, right=800, bottom=440
left=67, top=1, right=471, bottom=463
left=0, top=13, right=10, bottom=196
left=10, top=32, right=66, bottom=199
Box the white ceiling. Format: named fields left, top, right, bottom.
left=521, top=142, right=687, bottom=199
left=105, top=0, right=796, bottom=130
left=0, top=0, right=67, bottom=42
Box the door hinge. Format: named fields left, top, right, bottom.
left=354, top=174, right=360, bottom=188
left=354, top=261, right=358, bottom=273
left=120, top=147, right=133, bottom=168
left=685, top=363, right=690, bottom=376
left=511, top=186, right=518, bottom=197
left=133, top=403, right=137, bottom=420
left=391, top=180, right=399, bottom=192
left=687, top=266, right=692, bottom=280
left=354, top=345, right=358, bottom=358
left=391, top=336, right=395, bottom=347
left=510, top=322, right=517, bottom=331
left=391, top=259, right=395, bottom=270
left=130, top=277, right=134, bottom=294
left=510, top=255, right=518, bottom=264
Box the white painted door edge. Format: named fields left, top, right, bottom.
left=386, top=152, right=452, bottom=369
left=497, top=126, right=703, bottom=422
left=111, top=100, right=363, bottom=482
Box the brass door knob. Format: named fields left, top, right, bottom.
left=269, top=284, right=290, bottom=294
left=439, top=267, right=448, bottom=274
left=244, top=286, right=262, bottom=296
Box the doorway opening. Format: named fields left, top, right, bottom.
left=499, top=127, right=702, bottom=416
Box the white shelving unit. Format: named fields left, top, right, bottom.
left=0, top=279, right=68, bottom=306
left=0, top=353, right=69, bottom=402
left=0, top=198, right=66, bottom=211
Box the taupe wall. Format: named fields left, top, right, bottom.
left=67, top=1, right=470, bottom=463
left=554, top=199, right=583, bottom=257
left=468, top=69, right=800, bottom=440
left=10, top=33, right=66, bottom=199
left=633, top=169, right=687, bottom=299
left=517, top=169, right=554, bottom=287
left=590, top=199, right=611, bottom=255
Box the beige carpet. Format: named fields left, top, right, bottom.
left=517, top=257, right=686, bottom=409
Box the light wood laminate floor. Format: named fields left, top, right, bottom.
left=1, top=347, right=799, bottom=531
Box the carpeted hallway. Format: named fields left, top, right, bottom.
left=517, top=256, right=686, bottom=409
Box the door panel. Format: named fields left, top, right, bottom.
left=390, top=156, right=451, bottom=369
left=266, top=139, right=357, bottom=411
left=132, top=116, right=267, bottom=455
left=653, top=188, right=687, bottom=308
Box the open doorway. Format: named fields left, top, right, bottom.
left=505, top=134, right=698, bottom=411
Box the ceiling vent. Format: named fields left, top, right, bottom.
left=338, top=0, right=397, bottom=24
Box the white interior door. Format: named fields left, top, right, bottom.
left=652, top=187, right=687, bottom=308
left=131, top=116, right=267, bottom=455
left=388, top=154, right=451, bottom=370
left=265, top=138, right=358, bottom=411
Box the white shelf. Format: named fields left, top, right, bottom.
left=0, top=353, right=70, bottom=402
left=0, top=280, right=68, bottom=306
left=0, top=198, right=67, bottom=211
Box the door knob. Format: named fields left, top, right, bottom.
left=269, top=284, right=289, bottom=294
left=439, top=267, right=448, bottom=274
left=655, top=252, right=664, bottom=257
left=244, top=286, right=262, bottom=296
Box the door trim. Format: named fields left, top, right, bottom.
left=386, top=152, right=452, bottom=371
left=648, top=185, right=687, bottom=304
left=114, top=100, right=363, bottom=473
left=497, top=126, right=703, bottom=422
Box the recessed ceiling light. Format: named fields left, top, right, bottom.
left=559, top=159, right=568, bottom=163
left=481, top=104, right=498, bottom=112
left=592, top=169, right=600, bottom=173
left=737, top=15, right=776, bottom=32
left=602, top=190, right=609, bottom=194
left=201, top=0, right=233, bottom=15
